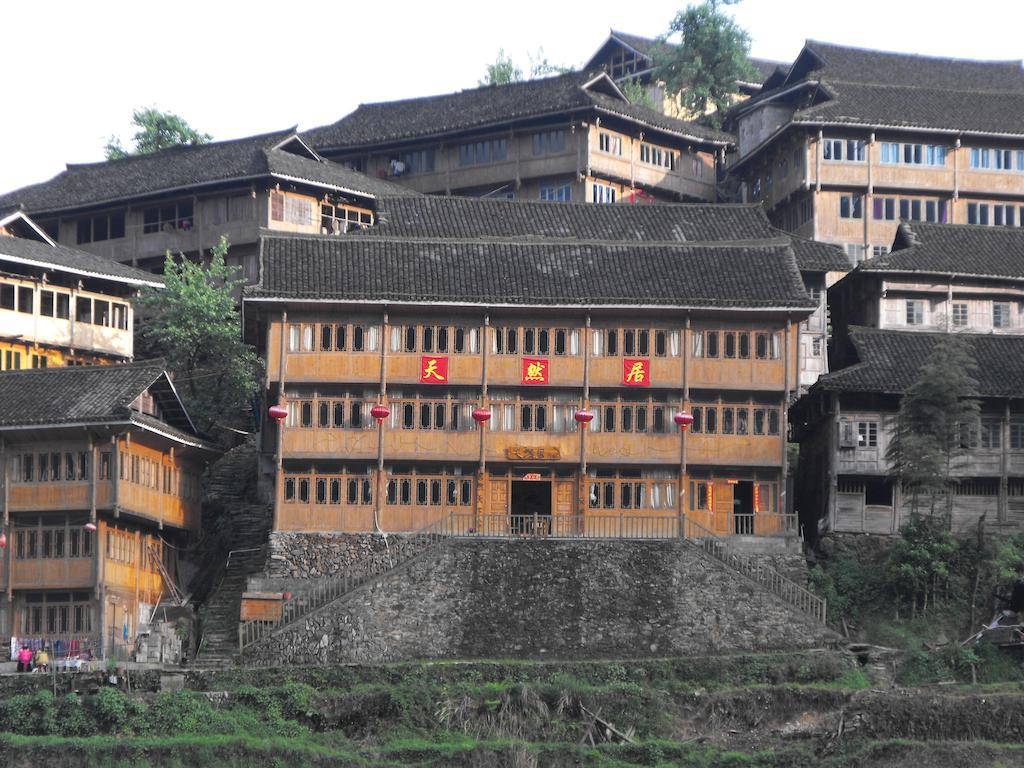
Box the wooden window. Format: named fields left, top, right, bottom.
left=143, top=201, right=193, bottom=234
left=598, top=132, right=622, bottom=155
left=689, top=481, right=711, bottom=511
left=533, top=130, right=566, bottom=155
left=840, top=195, right=863, bottom=219
left=905, top=300, right=924, bottom=325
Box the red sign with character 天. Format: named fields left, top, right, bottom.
left=622, top=358, right=650, bottom=386
left=420, top=355, right=449, bottom=383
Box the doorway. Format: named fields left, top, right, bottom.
left=733, top=481, right=755, bottom=534
left=510, top=480, right=552, bottom=535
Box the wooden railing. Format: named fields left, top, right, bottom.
left=682, top=516, right=826, bottom=625
left=239, top=511, right=824, bottom=652
left=238, top=516, right=451, bottom=651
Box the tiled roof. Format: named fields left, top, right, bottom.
left=602, top=31, right=785, bottom=84
left=0, top=129, right=414, bottom=215
left=0, top=362, right=157, bottom=424
left=303, top=71, right=732, bottom=151
left=359, top=196, right=777, bottom=243
left=247, top=231, right=813, bottom=310
left=860, top=222, right=1024, bottom=280
left=791, top=79, right=1024, bottom=137
left=783, top=232, right=850, bottom=272
left=801, top=40, right=1024, bottom=92
left=815, top=327, right=1024, bottom=398
left=0, top=235, right=163, bottom=287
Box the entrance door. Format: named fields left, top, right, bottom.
left=733, top=481, right=754, bottom=534
left=510, top=480, right=552, bottom=535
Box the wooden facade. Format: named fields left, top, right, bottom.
left=0, top=365, right=213, bottom=659
left=259, top=309, right=800, bottom=537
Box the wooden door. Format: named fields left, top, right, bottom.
left=713, top=481, right=734, bottom=535
left=487, top=476, right=509, bottom=534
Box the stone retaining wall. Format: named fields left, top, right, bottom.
left=244, top=539, right=833, bottom=666
left=264, top=532, right=422, bottom=579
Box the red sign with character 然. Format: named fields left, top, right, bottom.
left=420, top=355, right=449, bottom=383
left=521, top=357, right=549, bottom=385
left=622, top=358, right=650, bottom=386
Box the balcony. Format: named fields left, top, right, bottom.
left=687, top=434, right=782, bottom=466
left=9, top=482, right=111, bottom=512
left=687, top=358, right=786, bottom=390
left=0, top=310, right=132, bottom=359
left=10, top=557, right=94, bottom=590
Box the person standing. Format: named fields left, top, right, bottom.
left=34, top=647, right=49, bottom=673
left=16, top=645, right=33, bottom=673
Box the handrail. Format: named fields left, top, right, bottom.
left=238, top=516, right=452, bottom=652
left=681, top=515, right=827, bottom=625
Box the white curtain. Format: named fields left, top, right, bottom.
left=569, top=329, right=581, bottom=356
left=670, top=330, right=681, bottom=357
left=692, top=332, right=703, bottom=358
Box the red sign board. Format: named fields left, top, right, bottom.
left=522, top=472, right=542, bottom=481
left=420, top=355, right=449, bottom=383
left=521, top=357, right=549, bottom=385
left=622, top=358, right=650, bottom=386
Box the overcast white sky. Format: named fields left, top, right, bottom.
left=3, top=0, right=1024, bottom=195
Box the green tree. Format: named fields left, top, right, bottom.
left=480, top=49, right=523, bottom=86
left=652, top=0, right=757, bottom=124
left=135, top=237, right=261, bottom=439
left=887, top=515, right=956, bottom=616
left=527, top=47, right=574, bottom=77
left=887, top=333, right=981, bottom=521
left=619, top=79, right=658, bottom=111
left=105, top=108, right=212, bottom=160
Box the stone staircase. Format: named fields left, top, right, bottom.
left=190, top=439, right=273, bottom=667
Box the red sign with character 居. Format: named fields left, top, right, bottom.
left=622, top=358, right=650, bottom=386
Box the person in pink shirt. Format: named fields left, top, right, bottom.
left=16, top=645, right=32, bottom=673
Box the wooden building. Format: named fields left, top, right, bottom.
left=726, top=41, right=1024, bottom=267
left=583, top=30, right=785, bottom=118
left=303, top=72, right=732, bottom=205
left=792, top=223, right=1024, bottom=538
left=243, top=197, right=814, bottom=538
left=0, top=363, right=216, bottom=659
left=0, top=130, right=416, bottom=281
left=0, top=210, right=162, bottom=368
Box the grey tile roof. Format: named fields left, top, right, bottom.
left=791, top=79, right=1024, bottom=137
left=816, top=326, right=1024, bottom=398
left=783, top=232, right=850, bottom=273
left=800, top=40, right=1024, bottom=92
left=303, top=71, right=732, bottom=152
left=860, top=222, right=1024, bottom=280
left=247, top=231, right=813, bottom=310
left=358, top=196, right=776, bottom=243
left=0, top=235, right=163, bottom=287
left=0, top=129, right=414, bottom=216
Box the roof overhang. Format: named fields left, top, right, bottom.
left=0, top=250, right=164, bottom=288
left=0, top=211, right=55, bottom=245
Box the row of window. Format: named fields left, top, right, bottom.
left=12, top=452, right=90, bottom=483
left=458, top=138, right=509, bottom=167
left=287, top=323, right=781, bottom=360
left=639, top=143, right=676, bottom=170
left=967, top=203, right=1024, bottom=227
left=20, top=592, right=94, bottom=635
left=587, top=479, right=677, bottom=511
left=539, top=181, right=572, bottom=202
left=970, top=148, right=1024, bottom=172
left=822, top=139, right=1024, bottom=172
left=282, top=472, right=474, bottom=507
left=872, top=197, right=948, bottom=223
left=0, top=283, right=129, bottom=330
left=844, top=419, right=1024, bottom=450
left=689, top=405, right=781, bottom=436
left=902, top=299, right=1014, bottom=329
left=14, top=528, right=94, bottom=560
left=689, top=480, right=780, bottom=514
left=11, top=450, right=201, bottom=500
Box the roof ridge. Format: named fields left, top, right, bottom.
left=805, top=39, right=1024, bottom=68
left=819, top=77, right=1024, bottom=96
left=352, top=70, right=590, bottom=110
left=259, top=230, right=792, bottom=249
left=64, top=127, right=298, bottom=170
left=0, top=359, right=166, bottom=378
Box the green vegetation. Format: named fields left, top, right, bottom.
left=479, top=47, right=573, bottom=86
left=134, top=237, right=262, bottom=440
left=653, top=0, right=757, bottom=124
left=105, top=107, right=212, bottom=160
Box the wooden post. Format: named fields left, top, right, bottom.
left=274, top=310, right=287, bottom=531
left=781, top=318, right=792, bottom=516
left=680, top=315, right=690, bottom=538
left=579, top=315, right=591, bottom=523
left=1001, top=400, right=1010, bottom=527
left=111, top=435, right=120, bottom=510
left=477, top=315, right=490, bottom=529
left=374, top=312, right=389, bottom=533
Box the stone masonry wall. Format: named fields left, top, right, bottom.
left=244, top=539, right=834, bottom=666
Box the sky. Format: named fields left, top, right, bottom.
left=3, top=0, right=1024, bottom=195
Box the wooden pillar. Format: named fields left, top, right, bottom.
left=1001, top=400, right=1011, bottom=526
left=2, top=437, right=10, bottom=623
left=374, top=312, right=389, bottom=533
left=829, top=394, right=840, bottom=531
left=579, top=315, right=592, bottom=521
left=274, top=310, right=287, bottom=531
left=781, top=318, right=792, bottom=516
left=111, top=435, right=120, bottom=510
left=477, top=315, right=490, bottom=525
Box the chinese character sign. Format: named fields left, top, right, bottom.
left=622, top=358, right=650, bottom=386
left=521, top=357, right=549, bottom=385
left=420, top=355, right=449, bottom=383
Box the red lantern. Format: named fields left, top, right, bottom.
left=268, top=404, right=288, bottom=422
left=282, top=591, right=293, bottom=601
left=84, top=522, right=98, bottom=532
left=471, top=407, right=491, bottom=424
left=370, top=404, right=390, bottom=424
left=574, top=410, right=595, bottom=426
left=0, top=532, right=6, bottom=549
left=674, top=412, right=694, bottom=431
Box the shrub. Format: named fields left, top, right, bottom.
left=91, top=687, right=129, bottom=732
left=57, top=693, right=96, bottom=737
